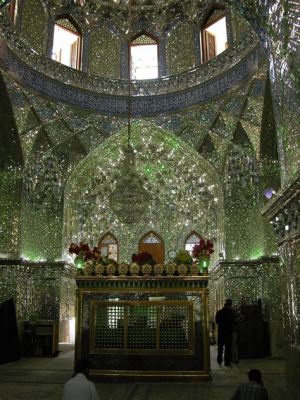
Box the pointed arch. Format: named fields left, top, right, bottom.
left=130, top=31, right=158, bottom=79
left=52, top=16, right=82, bottom=69
left=138, top=230, right=164, bottom=264
left=201, top=6, right=228, bottom=63
left=131, top=31, right=158, bottom=45
left=98, top=232, right=118, bottom=262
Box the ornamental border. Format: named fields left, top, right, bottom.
left=75, top=277, right=209, bottom=290
left=0, top=40, right=264, bottom=116
left=0, top=9, right=265, bottom=116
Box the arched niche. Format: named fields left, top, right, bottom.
left=184, top=231, right=202, bottom=256
left=98, top=232, right=118, bottom=262
left=63, top=121, right=223, bottom=263
left=138, top=231, right=164, bottom=264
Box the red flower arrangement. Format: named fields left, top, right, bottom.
left=192, top=237, right=214, bottom=259
left=131, top=251, right=155, bottom=266
left=69, top=242, right=96, bottom=261
left=69, top=242, right=116, bottom=270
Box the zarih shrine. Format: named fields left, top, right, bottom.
left=75, top=274, right=210, bottom=380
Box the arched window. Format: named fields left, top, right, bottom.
left=138, top=231, right=164, bottom=264
left=185, top=231, right=202, bottom=256
left=52, top=18, right=81, bottom=69
left=130, top=34, right=158, bottom=80
left=201, top=8, right=228, bottom=63
left=98, top=232, right=118, bottom=262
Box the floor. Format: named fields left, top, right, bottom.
left=0, top=344, right=287, bottom=400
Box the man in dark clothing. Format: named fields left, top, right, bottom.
left=231, top=368, right=269, bottom=399
left=215, top=299, right=235, bottom=366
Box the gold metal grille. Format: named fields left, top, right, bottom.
left=94, top=304, right=125, bottom=348
left=90, top=301, right=194, bottom=354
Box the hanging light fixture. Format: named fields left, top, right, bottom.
left=109, top=0, right=150, bottom=224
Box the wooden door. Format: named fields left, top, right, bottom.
left=138, top=231, right=164, bottom=264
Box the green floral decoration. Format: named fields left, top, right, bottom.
left=174, top=249, right=193, bottom=265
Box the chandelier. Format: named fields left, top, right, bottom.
left=109, top=0, right=150, bottom=224
left=109, top=143, right=150, bottom=224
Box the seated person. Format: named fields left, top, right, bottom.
left=231, top=369, right=269, bottom=400
left=63, top=359, right=100, bottom=400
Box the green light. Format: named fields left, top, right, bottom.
left=74, top=256, right=85, bottom=269
left=168, top=138, right=180, bottom=149
left=21, top=251, right=41, bottom=261
left=144, top=165, right=153, bottom=176
left=249, top=249, right=264, bottom=260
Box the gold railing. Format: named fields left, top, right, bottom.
left=90, top=300, right=195, bottom=355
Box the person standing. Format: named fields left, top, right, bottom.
left=215, top=299, right=235, bottom=366
left=231, top=368, right=269, bottom=399
left=63, top=359, right=100, bottom=400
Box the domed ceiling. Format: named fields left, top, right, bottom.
left=49, top=0, right=206, bottom=27
left=0, top=0, right=281, bottom=262
left=4, top=60, right=275, bottom=261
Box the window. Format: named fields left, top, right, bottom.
left=130, top=34, right=158, bottom=80
left=201, top=9, right=228, bottom=63
left=141, top=232, right=161, bottom=244
left=8, top=0, right=18, bottom=23
left=185, top=231, right=202, bottom=257
left=98, top=232, right=118, bottom=262
left=52, top=18, right=81, bottom=69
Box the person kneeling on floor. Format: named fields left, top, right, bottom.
left=63, top=358, right=100, bottom=400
